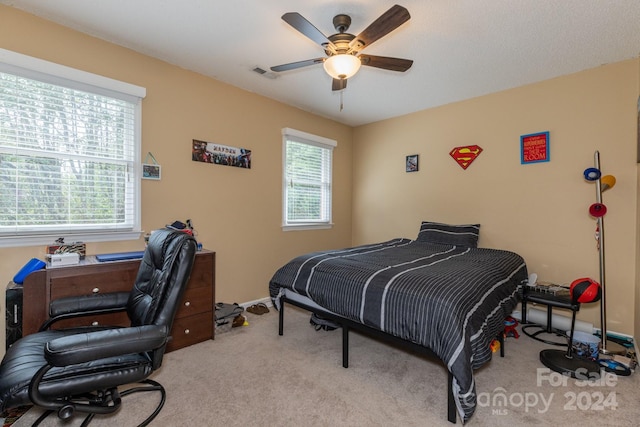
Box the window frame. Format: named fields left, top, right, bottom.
left=0, top=48, right=146, bottom=248
left=281, top=127, right=336, bottom=231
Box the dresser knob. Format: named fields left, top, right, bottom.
left=92, top=287, right=100, bottom=293
left=184, top=301, right=191, bottom=307
left=92, top=321, right=99, bottom=326
left=184, top=329, right=190, bottom=334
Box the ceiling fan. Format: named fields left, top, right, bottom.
left=270, top=4, right=413, bottom=91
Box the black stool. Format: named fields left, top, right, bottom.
left=521, top=289, right=580, bottom=346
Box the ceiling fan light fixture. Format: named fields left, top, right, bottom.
left=323, top=54, right=361, bottom=80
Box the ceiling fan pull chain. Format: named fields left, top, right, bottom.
left=340, top=90, right=344, bottom=111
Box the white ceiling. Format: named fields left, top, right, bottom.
left=2, top=0, right=640, bottom=127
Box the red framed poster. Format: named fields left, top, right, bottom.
left=520, top=131, right=549, bottom=164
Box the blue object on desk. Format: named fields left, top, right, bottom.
left=95, top=251, right=145, bottom=262
left=13, top=258, right=46, bottom=284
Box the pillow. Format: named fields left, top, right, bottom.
left=416, top=221, right=480, bottom=248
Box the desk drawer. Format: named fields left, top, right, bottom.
left=175, top=285, right=213, bottom=319
left=50, top=270, right=137, bottom=299
left=52, top=312, right=130, bottom=330
left=188, top=256, right=214, bottom=289
left=167, top=311, right=213, bottom=352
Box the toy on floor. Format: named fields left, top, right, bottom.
left=504, top=316, right=519, bottom=339
left=490, top=339, right=501, bottom=353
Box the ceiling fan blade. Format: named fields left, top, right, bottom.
left=282, top=12, right=336, bottom=52
left=349, top=4, right=411, bottom=52
left=270, top=58, right=325, bottom=72
left=359, top=54, right=413, bottom=72
left=332, top=78, right=347, bottom=91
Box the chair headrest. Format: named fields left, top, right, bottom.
left=145, top=228, right=193, bottom=269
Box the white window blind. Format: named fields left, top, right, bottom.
left=0, top=49, right=146, bottom=247
left=282, top=128, right=336, bottom=230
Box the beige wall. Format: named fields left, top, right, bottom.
left=353, top=59, right=640, bottom=335
left=0, top=6, right=353, bottom=355
left=1, top=5, right=638, bottom=357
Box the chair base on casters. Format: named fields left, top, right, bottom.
left=540, top=349, right=600, bottom=379
left=31, top=379, right=166, bottom=427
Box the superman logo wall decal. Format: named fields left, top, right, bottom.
left=449, top=145, right=483, bottom=170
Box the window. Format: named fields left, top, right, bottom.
left=0, top=49, right=146, bottom=247
left=282, top=128, right=336, bottom=230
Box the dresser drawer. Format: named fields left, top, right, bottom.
left=188, top=255, right=214, bottom=289
left=52, top=312, right=130, bottom=330
left=175, top=284, right=213, bottom=319
left=50, top=266, right=138, bottom=300
left=167, top=311, right=214, bottom=352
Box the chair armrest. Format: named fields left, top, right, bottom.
left=50, top=291, right=130, bottom=317
left=44, top=324, right=168, bottom=367
left=40, top=292, right=130, bottom=331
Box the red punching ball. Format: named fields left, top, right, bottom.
left=570, top=278, right=601, bottom=303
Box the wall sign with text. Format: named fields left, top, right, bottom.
left=520, top=131, right=549, bottom=164
left=192, top=139, right=251, bottom=169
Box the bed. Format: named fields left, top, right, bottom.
left=269, top=222, right=528, bottom=423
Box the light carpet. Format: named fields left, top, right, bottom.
left=11, top=306, right=640, bottom=426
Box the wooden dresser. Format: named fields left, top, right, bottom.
left=22, top=250, right=215, bottom=352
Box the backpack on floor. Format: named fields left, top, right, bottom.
left=310, top=313, right=340, bottom=331
left=215, top=302, right=244, bottom=328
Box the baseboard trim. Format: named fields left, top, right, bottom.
left=240, top=296, right=272, bottom=309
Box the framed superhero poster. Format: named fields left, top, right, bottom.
left=192, top=139, right=251, bottom=169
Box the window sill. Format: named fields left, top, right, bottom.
left=282, top=223, right=333, bottom=232
left=0, top=231, right=143, bottom=248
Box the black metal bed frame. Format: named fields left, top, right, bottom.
left=277, top=294, right=505, bottom=424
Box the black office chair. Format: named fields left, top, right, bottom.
left=0, top=229, right=197, bottom=426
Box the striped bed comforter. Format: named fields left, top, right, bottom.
left=269, top=238, right=528, bottom=422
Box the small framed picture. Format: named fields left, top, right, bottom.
left=142, top=164, right=161, bottom=180
left=406, top=154, right=419, bottom=172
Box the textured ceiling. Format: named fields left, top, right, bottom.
left=2, top=0, right=640, bottom=126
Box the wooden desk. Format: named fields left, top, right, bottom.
left=22, top=250, right=215, bottom=352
